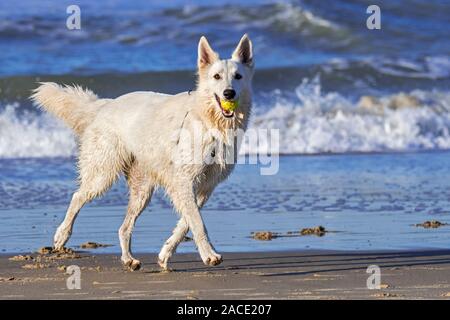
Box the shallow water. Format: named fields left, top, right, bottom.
left=1, top=152, right=449, bottom=254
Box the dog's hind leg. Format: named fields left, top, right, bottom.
left=53, top=130, right=124, bottom=251
left=53, top=191, right=91, bottom=250
left=119, top=164, right=153, bottom=271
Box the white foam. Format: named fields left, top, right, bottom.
left=2, top=80, right=450, bottom=158
left=366, top=56, right=450, bottom=79
left=248, top=78, right=450, bottom=154
left=0, top=104, right=76, bottom=158
left=269, top=2, right=339, bottom=30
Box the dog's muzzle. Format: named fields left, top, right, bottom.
left=215, top=94, right=236, bottom=118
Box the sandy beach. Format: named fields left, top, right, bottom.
left=1, top=250, right=450, bottom=299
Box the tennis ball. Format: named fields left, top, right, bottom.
left=220, top=99, right=239, bottom=111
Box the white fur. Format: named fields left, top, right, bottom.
left=31, top=35, right=254, bottom=271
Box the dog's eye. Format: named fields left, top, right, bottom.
left=213, top=74, right=221, bottom=80
left=234, top=73, right=242, bottom=80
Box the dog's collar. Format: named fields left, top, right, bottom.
left=175, top=109, right=190, bottom=146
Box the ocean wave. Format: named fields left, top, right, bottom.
left=0, top=0, right=448, bottom=78
left=2, top=78, right=450, bottom=158
left=249, top=78, right=450, bottom=154
left=363, top=56, right=450, bottom=80
left=167, top=1, right=343, bottom=34
left=0, top=104, right=76, bottom=158
left=0, top=2, right=343, bottom=42
left=3, top=55, right=450, bottom=104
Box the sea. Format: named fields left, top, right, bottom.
left=0, top=0, right=449, bottom=254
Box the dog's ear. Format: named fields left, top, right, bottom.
left=198, top=36, right=219, bottom=70
left=232, top=34, right=253, bottom=67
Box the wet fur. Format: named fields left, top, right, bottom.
left=31, top=34, right=254, bottom=270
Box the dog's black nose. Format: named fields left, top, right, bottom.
left=223, top=89, right=236, bottom=100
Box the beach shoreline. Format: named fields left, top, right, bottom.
left=1, top=249, right=450, bottom=299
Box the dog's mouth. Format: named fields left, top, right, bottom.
left=214, top=94, right=235, bottom=118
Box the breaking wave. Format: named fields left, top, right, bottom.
left=2, top=78, right=450, bottom=158
left=250, top=78, right=450, bottom=154
left=0, top=104, right=76, bottom=158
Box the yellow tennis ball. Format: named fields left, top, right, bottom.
left=220, top=99, right=239, bottom=111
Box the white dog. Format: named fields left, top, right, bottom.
left=31, top=34, right=254, bottom=270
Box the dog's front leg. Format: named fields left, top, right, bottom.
left=158, top=186, right=215, bottom=270
left=158, top=216, right=189, bottom=270
left=167, top=182, right=222, bottom=267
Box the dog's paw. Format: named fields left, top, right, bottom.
left=157, top=258, right=173, bottom=272
left=203, top=253, right=223, bottom=266
left=122, top=258, right=142, bottom=271
left=53, top=229, right=70, bottom=250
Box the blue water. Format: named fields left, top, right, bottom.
left=1, top=0, right=450, bottom=157
left=0, top=1, right=450, bottom=253
left=0, top=0, right=449, bottom=81
left=1, top=152, right=450, bottom=254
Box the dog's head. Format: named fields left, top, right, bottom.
left=196, top=34, right=254, bottom=120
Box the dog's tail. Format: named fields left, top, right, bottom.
left=31, top=82, right=101, bottom=136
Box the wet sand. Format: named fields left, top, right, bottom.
left=3, top=154, right=450, bottom=254
left=1, top=250, right=450, bottom=299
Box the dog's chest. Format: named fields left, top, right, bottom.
left=196, top=137, right=235, bottom=181
left=175, top=121, right=238, bottom=184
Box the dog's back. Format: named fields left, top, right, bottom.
left=31, top=83, right=178, bottom=137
